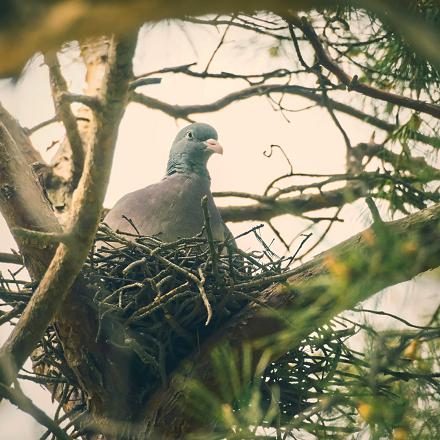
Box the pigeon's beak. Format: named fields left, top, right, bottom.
left=204, top=138, right=223, bottom=155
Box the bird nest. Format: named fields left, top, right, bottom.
left=86, top=223, right=290, bottom=383
left=0, top=223, right=356, bottom=434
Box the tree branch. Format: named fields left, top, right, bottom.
left=60, top=93, right=102, bottom=110
left=355, top=142, right=440, bottom=180
left=217, top=183, right=365, bottom=222
left=0, top=252, right=23, bottom=265
left=288, top=16, right=440, bottom=119
left=132, top=85, right=440, bottom=149
left=135, top=64, right=305, bottom=84
left=0, top=1, right=438, bottom=78
left=0, top=35, right=136, bottom=388
left=0, top=0, right=333, bottom=77
left=0, top=101, right=45, bottom=165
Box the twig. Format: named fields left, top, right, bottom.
left=197, top=267, right=212, bottom=325
left=288, top=23, right=311, bottom=70
left=297, top=207, right=343, bottom=261
left=128, top=77, right=161, bottom=90
left=263, top=144, right=294, bottom=175
left=0, top=382, right=71, bottom=440
left=318, top=72, right=352, bottom=151
left=130, top=85, right=440, bottom=148
left=204, top=18, right=233, bottom=72
left=25, top=116, right=59, bottom=135
left=289, top=15, right=440, bottom=119
left=285, top=232, right=312, bottom=265
left=201, top=195, right=220, bottom=283
left=0, top=252, right=23, bottom=265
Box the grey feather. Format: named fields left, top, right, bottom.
left=104, top=123, right=232, bottom=243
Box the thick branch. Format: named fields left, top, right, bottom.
left=132, top=86, right=440, bottom=149
left=45, top=52, right=85, bottom=187
left=0, top=36, right=136, bottom=388
left=217, top=183, right=365, bottom=222
left=289, top=16, right=440, bottom=119
left=0, top=122, right=60, bottom=278
left=142, top=201, right=440, bottom=438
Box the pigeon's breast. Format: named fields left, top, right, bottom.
left=104, top=173, right=227, bottom=242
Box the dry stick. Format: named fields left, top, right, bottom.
left=101, top=226, right=200, bottom=283
left=297, top=208, right=343, bottom=261
left=0, top=383, right=71, bottom=440
left=25, top=115, right=59, bottom=135
left=288, top=15, right=440, bottom=120
left=201, top=195, right=220, bottom=282
left=204, top=18, right=233, bottom=72
left=128, top=282, right=190, bottom=322
left=0, top=252, right=23, bottom=265
left=0, top=36, right=137, bottom=388
left=197, top=267, right=212, bottom=326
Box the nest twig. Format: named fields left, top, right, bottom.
left=2, top=223, right=437, bottom=438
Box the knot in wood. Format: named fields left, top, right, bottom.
left=0, top=183, right=15, bottom=200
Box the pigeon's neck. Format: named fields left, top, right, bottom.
left=166, top=154, right=210, bottom=179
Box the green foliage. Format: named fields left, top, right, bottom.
left=178, top=227, right=440, bottom=439
left=181, top=316, right=440, bottom=439
left=327, top=2, right=440, bottom=96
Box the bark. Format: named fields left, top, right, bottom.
left=0, top=122, right=60, bottom=278
left=46, top=37, right=111, bottom=223
left=0, top=35, right=136, bottom=397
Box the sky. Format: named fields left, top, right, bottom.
left=0, top=19, right=438, bottom=439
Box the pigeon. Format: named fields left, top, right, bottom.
left=104, top=122, right=232, bottom=244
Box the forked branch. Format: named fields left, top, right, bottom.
left=0, top=35, right=137, bottom=388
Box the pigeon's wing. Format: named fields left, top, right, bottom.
left=104, top=174, right=228, bottom=242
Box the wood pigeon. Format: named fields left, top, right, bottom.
left=104, top=123, right=232, bottom=243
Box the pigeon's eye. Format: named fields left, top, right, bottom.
left=186, top=131, right=193, bottom=139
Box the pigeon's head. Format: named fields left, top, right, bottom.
left=166, top=123, right=223, bottom=178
